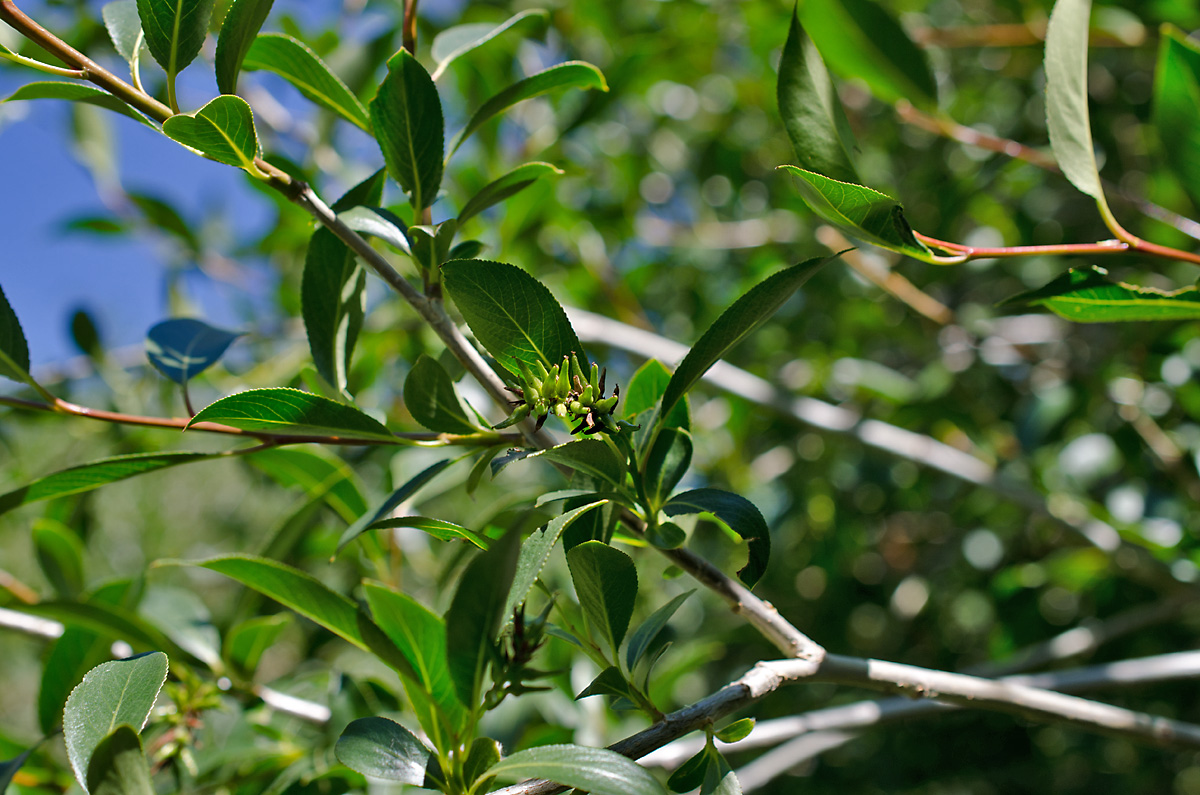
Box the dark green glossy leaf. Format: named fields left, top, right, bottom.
left=187, top=388, right=396, bottom=441
left=86, top=726, right=154, bottom=795
left=32, top=518, right=85, bottom=598
left=504, top=500, right=610, bottom=622
left=701, top=751, right=741, bottom=795
left=1153, top=27, right=1200, bottom=210
left=667, top=748, right=710, bottom=793
left=243, top=33, right=369, bottom=131
left=429, top=9, right=548, bottom=80
left=576, top=666, right=636, bottom=701
left=136, top=0, right=214, bottom=76
left=442, top=258, right=583, bottom=376
left=445, top=529, right=520, bottom=707
left=491, top=439, right=624, bottom=485
left=462, top=738, right=502, bottom=792
left=214, top=0, right=275, bottom=95
left=644, top=428, right=692, bottom=509
left=247, top=446, right=368, bottom=525
left=448, top=61, right=607, bottom=157
left=625, top=590, right=692, bottom=671
left=404, top=354, right=479, bottom=434
left=449, top=239, right=485, bottom=260
left=363, top=582, right=466, bottom=734
left=566, top=540, right=637, bottom=658
left=302, top=170, right=386, bottom=394
left=1002, top=265, right=1200, bottom=322
left=71, top=309, right=103, bottom=359
left=458, top=162, right=563, bottom=224
left=1045, top=0, right=1108, bottom=207
left=144, top=318, right=242, bottom=383
left=63, top=652, right=167, bottom=790
left=361, top=516, right=489, bottom=549
left=664, top=489, right=771, bottom=588
left=798, top=0, right=936, bottom=109
left=223, top=613, right=291, bottom=679
left=714, top=718, right=755, bottom=744
left=162, top=95, right=263, bottom=173
left=0, top=452, right=220, bottom=517
left=778, top=167, right=931, bottom=259
left=646, top=521, right=686, bottom=549
left=657, top=255, right=828, bottom=426
left=2, top=82, right=153, bottom=127
left=485, top=744, right=666, bottom=795
left=777, top=5, right=859, bottom=183
left=335, top=458, right=454, bottom=553
left=370, top=49, right=444, bottom=211
left=101, top=1, right=143, bottom=66
left=335, top=717, right=430, bottom=784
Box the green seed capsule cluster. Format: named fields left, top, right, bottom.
left=496, top=352, right=626, bottom=435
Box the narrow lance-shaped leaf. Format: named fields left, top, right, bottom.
left=63, top=652, right=168, bottom=792
left=335, top=458, right=455, bottom=553
left=777, top=5, right=859, bottom=183
left=625, top=590, right=693, bottom=671
left=163, top=95, right=266, bottom=176
left=566, top=540, right=638, bottom=659
left=458, top=162, right=564, bottom=224
left=485, top=745, right=667, bottom=795
left=359, top=516, right=489, bottom=549
left=797, top=0, right=937, bottom=109
left=145, top=318, right=242, bottom=383
left=657, top=256, right=830, bottom=427
left=442, top=258, right=583, bottom=376
left=1153, top=27, right=1200, bottom=211
left=86, top=725, right=154, bottom=795
left=0, top=452, right=220, bottom=517
left=242, top=33, right=370, bottom=131
left=504, top=500, right=610, bottom=622
left=430, top=9, right=549, bottom=80
left=1045, top=0, right=1110, bottom=211
left=370, top=49, right=444, bottom=212
left=335, top=717, right=430, bottom=785
left=1002, top=265, right=1200, bottom=322
left=644, top=428, right=692, bottom=510
left=102, top=1, right=144, bottom=70
left=447, top=61, right=608, bottom=157
left=663, top=489, right=770, bottom=588
left=136, top=0, right=214, bottom=76
left=33, top=518, right=86, bottom=598
left=186, top=388, right=398, bottom=442
left=491, top=439, right=625, bottom=485
left=404, top=354, right=480, bottom=434
left=214, top=0, right=275, bottom=95
left=2, top=82, right=155, bottom=127
left=0, top=282, right=31, bottom=384
left=777, top=167, right=932, bottom=260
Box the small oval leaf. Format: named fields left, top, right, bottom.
left=335, top=717, right=431, bottom=784
left=145, top=318, right=241, bottom=384
left=162, top=95, right=264, bottom=174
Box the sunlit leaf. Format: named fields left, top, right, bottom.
left=430, top=9, right=548, bottom=80
left=504, top=500, right=610, bottom=622
left=1002, top=265, right=1200, bottom=322
left=485, top=744, right=666, bottom=795
left=248, top=446, right=368, bottom=524
left=335, top=717, right=430, bottom=784
left=491, top=439, right=625, bottom=485
left=370, top=49, right=444, bottom=211
left=162, top=95, right=264, bottom=174
left=458, top=162, right=564, bottom=224
left=2, top=82, right=153, bottom=127
left=101, top=1, right=144, bottom=67
left=242, top=33, right=370, bottom=131
left=359, top=516, right=489, bottom=549
left=214, top=0, right=275, bottom=95
left=187, top=388, right=397, bottom=442
left=1153, top=26, right=1200, bottom=210
left=136, top=0, right=213, bottom=76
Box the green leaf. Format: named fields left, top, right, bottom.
left=1045, top=0, right=1109, bottom=209
left=302, top=170, right=386, bottom=394
left=162, top=95, right=264, bottom=174
left=458, top=162, right=564, bottom=224
left=214, top=0, right=275, bottom=95
left=223, top=613, right=291, bottom=679
left=1002, top=265, right=1200, bottom=322
left=442, top=258, right=583, bottom=375
left=485, top=744, right=666, bottom=795
left=701, top=752, right=741, bottom=795
left=337, top=206, right=412, bottom=255
left=144, top=318, right=242, bottom=384
left=136, top=0, right=214, bottom=76
left=0, top=747, right=36, bottom=794
left=63, top=652, right=168, bottom=792
left=370, top=49, right=445, bottom=212
left=462, top=738, right=502, bottom=792
left=623, top=359, right=688, bottom=430
left=33, top=518, right=85, bottom=598
left=86, top=726, right=154, bottom=795
left=1153, top=27, right=1200, bottom=210
left=566, top=541, right=637, bottom=659
left=445, top=529, right=520, bottom=707
left=714, top=718, right=755, bottom=744
left=335, top=717, right=430, bottom=785
left=491, top=439, right=625, bottom=485
left=576, top=666, right=637, bottom=702
left=625, top=590, right=693, bottom=671
left=504, top=501, right=610, bottom=622
left=797, top=0, right=936, bottom=109
left=777, top=5, right=859, bottom=183
left=0, top=452, right=220, bottom=517
left=184, top=555, right=416, bottom=677
left=2, top=82, right=154, bottom=127
left=242, top=33, right=370, bottom=131
left=429, top=9, right=549, bottom=80
left=138, top=585, right=221, bottom=670
left=187, top=388, right=396, bottom=441
left=102, top=1, right=144, bottom=66
left=778, top=167, right=931, bottom=260
left=334, top=458, right=455, bottom=553
left=360, top=516, right=489, bottom=549
left=247, top=446, right=368, bottom=525
left=447, top=61, right=608, bottom=157
left=644, top=428, right=692, bottom=509
left=404, top=354, right=479, bottom=434
left=663, top=489, right=770, bottom=588
left=667, top=748, right=710, bottom=793
left=362, top=582, right=467, bottom=734
left=657, top=256, right=828, bottom=427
